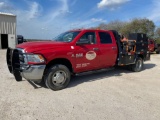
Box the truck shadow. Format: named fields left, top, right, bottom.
left=68, top=68, right=130, bottom=88
left=143, top=63, right=156, bottom=70
left=28, top=63, right=156, bottom=90
left=68, top=63, right=156, bottom=88
left=27, top=80, right=47, bottom=89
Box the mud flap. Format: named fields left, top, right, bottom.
left=145, top=52, right=150, bottom=61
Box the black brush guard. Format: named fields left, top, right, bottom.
left=6, top=48, right=22, bottom=81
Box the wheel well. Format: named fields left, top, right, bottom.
left=45, top=58, right=73, bottom=73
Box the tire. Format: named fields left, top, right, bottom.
left=14, top=71, right=22, bottom=82
left=131, top=57, right=143, bottom=72
left=44, top=64, right=71, bottom=91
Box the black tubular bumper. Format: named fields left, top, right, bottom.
left=6, top=48, right=22, bottom=81
left=6, top=48, right=46, bottom=82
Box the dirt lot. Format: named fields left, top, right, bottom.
left=0, top=49, right=160, bottom=120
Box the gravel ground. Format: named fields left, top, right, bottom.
left=0, top=49, right=160, bottom=120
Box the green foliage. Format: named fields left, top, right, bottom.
left=124, top=18, right=155, bottom=38
left=96, top=18, right=156, bottom=38
left=155, top=38, right=160, bottom=44
left=155, top=27, right=160, bottom=39
left=99, top=20, right=127, bottom=32
left=154, top=27, right=160, bottom=43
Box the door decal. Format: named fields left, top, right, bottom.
left=86, top=51, right=97, bottom=60
left=76, top=63, right=90, bottom=68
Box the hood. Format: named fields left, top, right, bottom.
left=16, top=41, right=70, bottom=53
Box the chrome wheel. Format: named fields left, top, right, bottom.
left=131, top=57, right=143, bottom=72
left=136, top=60, right=142, bottom=71
left=52, top=70, right=67, bottom=86
left=45, top=64, right=71, bottom=91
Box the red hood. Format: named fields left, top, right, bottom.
left=16, top=41, right=70, bottom=53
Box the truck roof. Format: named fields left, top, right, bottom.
left=69, top=29, right=110, bottom=32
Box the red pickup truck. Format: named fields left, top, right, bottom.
left=148, top=39, right=160, bottom=54
left=7, top=29, right=150, bottom=90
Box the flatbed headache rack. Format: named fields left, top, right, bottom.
left=110, top=30, right=150, bottom=66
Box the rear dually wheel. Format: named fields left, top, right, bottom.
left=131, top=57, right=143, bottom=72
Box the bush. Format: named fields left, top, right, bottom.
left=155, top=38, right=160, bottom=44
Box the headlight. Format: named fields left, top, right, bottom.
left=24, top=54, right=46, bottom=64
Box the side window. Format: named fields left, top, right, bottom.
left=99, top=32, right=112, bottom=44
left=79, top=32, right=96, bottom=44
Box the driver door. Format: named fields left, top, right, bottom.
left=74, top=31, right=101, bottom=73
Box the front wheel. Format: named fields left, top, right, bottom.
left=131, top=57, right=143, bottom=72
left=45, top=64, right=71, bottom=91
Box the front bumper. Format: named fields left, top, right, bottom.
left=6, top=48, right=46, bottom=82
left=21, top=65, right=46, bottom=82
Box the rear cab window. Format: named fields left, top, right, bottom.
left=98, top=32, right=112, bottom=44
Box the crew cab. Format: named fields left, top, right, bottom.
left=6, top=29, right=150, bottom=90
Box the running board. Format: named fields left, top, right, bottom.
left=75, top=67, right=115, bottom=76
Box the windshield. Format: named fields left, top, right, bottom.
left=53, top=31, right=80, bottom=42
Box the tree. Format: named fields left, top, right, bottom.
left=98, top=23, right=107, bottom=30
left=96, top=18, right=156, bottom=38
left=155, top=27, right=160, bottom=37
left=122, top=18, right=155, bottom=38
left=155, top=27, right=160, bottom=44
left=97, top=20, right=127, bottom=32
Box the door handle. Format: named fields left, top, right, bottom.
left=93, top=48, right=99, bottom=51
left=112, top=47, right=117, bottom=50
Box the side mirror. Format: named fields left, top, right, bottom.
left=76, top=39, right=90, bottom=45
left=88, top=35, right=93, bottom=43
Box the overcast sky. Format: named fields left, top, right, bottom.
left=0, top=0, right=160, bottom=39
